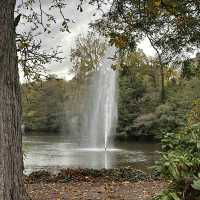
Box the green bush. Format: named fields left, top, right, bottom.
left=154, top=122, right=200, bottom=200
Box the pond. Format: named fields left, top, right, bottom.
left=23, top=132, right=161, bottom=174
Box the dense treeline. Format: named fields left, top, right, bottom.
left=22, top=76, right=66, bottom=132
left=22, top=75, right=86, bottom=133
left=117, top=52, right=200, bottom=140
left=22, top=49, right=200, bottom=142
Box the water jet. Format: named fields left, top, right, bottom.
left=82, top=47, right=117, bottom=152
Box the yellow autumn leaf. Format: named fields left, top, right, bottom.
left=19, top=41, right=30, bottom=49
left=153, top=0, right=161, bottom=7
left=114, top=36, right=127, bottom=49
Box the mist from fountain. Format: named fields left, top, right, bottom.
left=81, top=47, right=118, bottom=151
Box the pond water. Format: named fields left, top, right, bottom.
left=23, top=132, right=161, bottom=174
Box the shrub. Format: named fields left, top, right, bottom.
left=154, top=100, right=200, bottom=200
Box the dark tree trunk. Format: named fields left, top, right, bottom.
left=146, top=35, right=166, bottom=103
left=0, top=0, right=28, bottom=199
left=160, top=63, right=165, bottom=103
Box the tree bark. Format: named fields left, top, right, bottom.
left=0, top=0, right=28, bottom=199
left=160, top=63, right=165, bottom=103
left=146, top=34, right=166, bottom=103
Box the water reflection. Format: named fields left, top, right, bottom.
left=23, top=132, right=160, bottom=174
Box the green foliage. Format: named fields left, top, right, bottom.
left=94, top=0, right=200, bottom=58
left=93, top=0, right=200, bottom=103
left=117, top=51, right=160, bottom=138
left=117, top=51, right=200, bottom=140
left=22, top=75, right=87, bottom=132
left=22, top=77, right=66, bottom=131
left=117, top=71, right=145, bottom=137
left=153, top=100, right=200, bottom=200
left=188, top=99, right=200, bottom=127
left=153, top=190, right=181, bottom=200
left=181, top=60, right=197, bottom=80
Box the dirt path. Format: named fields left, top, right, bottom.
left=27, top=180, right=165, bottom=200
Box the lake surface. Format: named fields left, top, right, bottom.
left=23, top=132, right=160, bottom=174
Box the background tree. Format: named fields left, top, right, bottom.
left=70, top=31, right=107, bottom=81
left=116, top=51, right=164, bottom=138
left=22, top=75, right=67, bottom=132
left=93, top=0, right=200, bottom=51
left=69, top=31, right=108, bottom=109
left=115, top=50, right=200, bottom=139
left=92, top=0, right=200, bottom=102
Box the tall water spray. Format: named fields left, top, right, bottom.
left=82, top=47, right=118, bottom=150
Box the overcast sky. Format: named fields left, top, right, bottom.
left=17, top=0, right=155, bottom=81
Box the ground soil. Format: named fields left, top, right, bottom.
left=25, top=168, right=166, bottom=200
left=27, top=180, right=166, bottom=200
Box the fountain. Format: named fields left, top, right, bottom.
left=23, top=47, right=160, bottom=173
left=81, top=47, right=118, bottom=151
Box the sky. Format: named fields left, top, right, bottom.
left=17, top=0, right=155, bottom=81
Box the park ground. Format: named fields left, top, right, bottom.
left=25, top=168, right=166, bottom=200
left=27, top=180, right=165, bottom=200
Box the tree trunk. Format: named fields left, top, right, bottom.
left=160, top=63, right=165, bottom=103
left=0, top=1, right=28, bottom=199
left=146, top=35, right=166, bottom=103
